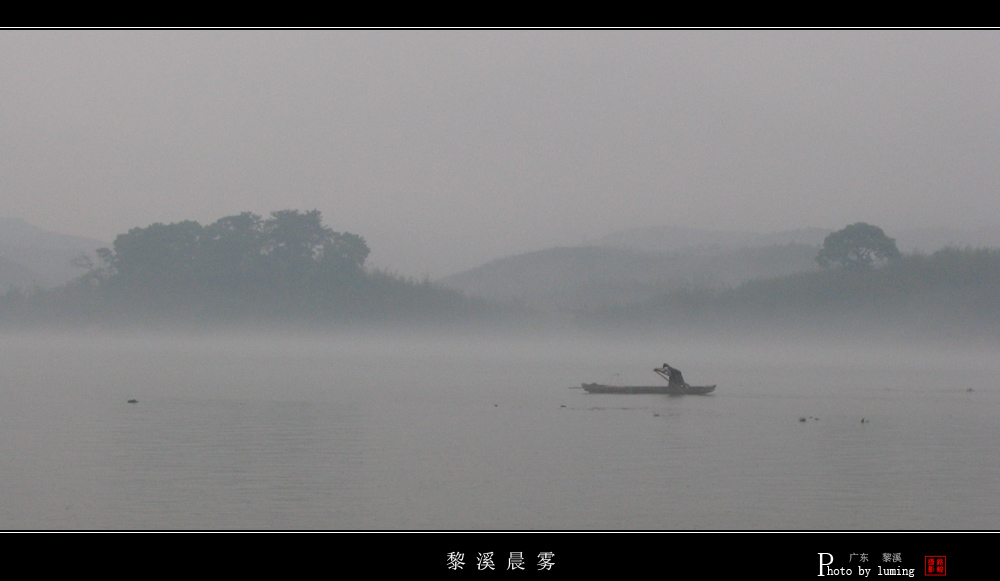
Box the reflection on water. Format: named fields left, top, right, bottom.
left=1, top=332, right=997, bottom=529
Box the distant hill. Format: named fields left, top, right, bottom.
left=893, top=226, right=1000, bottom=253
left=600, top=224, right=1000, bottom=255
left=438, top=242, right=820, bottom=310
left=598, top=226, right=831, bottom=254
left=0, top=256, right=37, bottom=290
left=438, top=224, right=1000, bottom=311
left=584, top=246, right=1000, bottom=340
left=0, top=217, right=106, bottom=289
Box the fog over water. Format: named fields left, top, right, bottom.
left=2, top=329, right=997, bottom=529
left=2, top=31, right=999, bottom=531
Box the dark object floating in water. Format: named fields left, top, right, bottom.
left=127, top=399, right=138, bottom=404
left=580, top=363, right=716, bottom=395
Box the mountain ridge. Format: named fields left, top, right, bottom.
left=0, top=217, right=107, bottom=289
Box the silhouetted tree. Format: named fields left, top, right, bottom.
left=260, top=209, right=334, bottom=280
left=106, top=220, right=204, bottom=290
left=319, top=232, right=370, bottom=275
left=19, top=208, right=518, bottom=327
left=198, top=212, right=265, bottom=287
left=90, top=210, right=376, bottom=313
left=816, top=223, right=901, bottom=270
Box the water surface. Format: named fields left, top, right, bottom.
left=1, top=332, right=996, bottom=529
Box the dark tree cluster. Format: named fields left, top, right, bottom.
left=0, top=209, right=528, bottom=329
left=89, top=210, right=375, bottom=320
left=589, top=241, right=1000, bottom=339
left=816, top=222, right=901, bottom=270
left=100, top=210, right=368, bottom=287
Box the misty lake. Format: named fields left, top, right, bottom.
left=1, top=330, right=997, bottom=530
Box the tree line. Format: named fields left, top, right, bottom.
left=582, top=224, right=1000, bottom=338
left=1, top=210, right=522, bottom=328
left=5, top=218, right=997, bottom=337
left=91, top=210, right=369, bottom=305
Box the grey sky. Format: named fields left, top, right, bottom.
left=2, top=31, right=999, bottom=276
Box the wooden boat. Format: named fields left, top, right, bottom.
left=580, top=364, right=715, bottom=395
left=581, top=382, right=715, bottom=395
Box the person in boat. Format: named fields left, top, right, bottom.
left=659, top=363, right=688, bottom=388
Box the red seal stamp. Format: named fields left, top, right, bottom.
left=925, top=556, right=946, bottom=576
